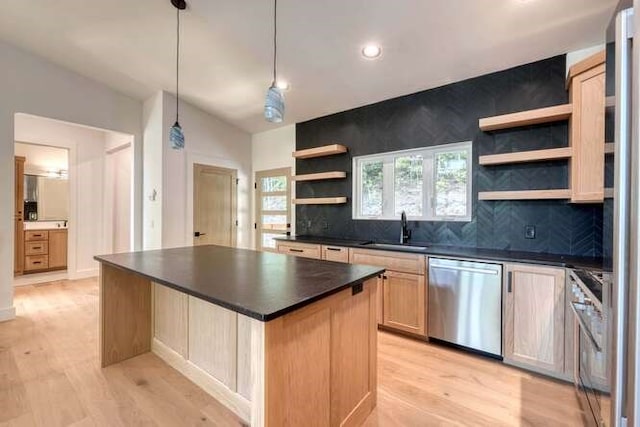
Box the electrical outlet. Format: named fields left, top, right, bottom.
left=525, top=225, right=536, bottom=239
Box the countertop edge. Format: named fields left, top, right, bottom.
left=94, top=255, right=385, bottom=322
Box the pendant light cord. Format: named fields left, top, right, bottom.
left=176, top=6, right=180, bottom=122
left=272, top=0, right=277, bottom=85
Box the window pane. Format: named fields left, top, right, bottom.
left=262, top=196, right=287, bottom=211
left=261, top=233, right=282, bottom=249
left=262, top=214, right=287, bottom=231
left=394, top=155, right=423, bottom=216
left=434, top=150, right=468, bottom=217
left=261, top=176, right=286, bottom=192
left=361, top=161, right=383, bottom=216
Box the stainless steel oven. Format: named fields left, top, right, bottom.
left=570, top=271, right=611, bottom=426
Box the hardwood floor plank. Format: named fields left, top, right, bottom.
left=0, top=278, right=587, bottom=427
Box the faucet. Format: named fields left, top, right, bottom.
left=400, top=211, right=411, bottom=244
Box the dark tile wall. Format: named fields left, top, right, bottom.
left=295, top=55, right=604, bottom=257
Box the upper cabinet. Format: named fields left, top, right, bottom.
left=478, top=51, right=606, bottom=203
left=568, top=52, right=606, bottom=203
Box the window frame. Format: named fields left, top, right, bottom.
left=352, top=141, right=472, bottom=222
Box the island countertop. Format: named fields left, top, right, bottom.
left=94, top=245, right=384, bottom=321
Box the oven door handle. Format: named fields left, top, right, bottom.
left=570, top=302, right=602, bottom=353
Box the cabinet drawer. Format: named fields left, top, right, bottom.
left=349, top=248, right=425, bottom=275
left=277, top=242, right=322, bottom=259
left=25, top=255, right=49, bottom=271
left=321, top=246, right=349, bottom=263
left=25, top=241, right=48, bottom=256
left=25, top=230, right=49, bottom=241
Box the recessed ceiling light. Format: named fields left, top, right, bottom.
left=361, top=44, right=382, bottom=59
left=276, top=80, right=290, bottom=90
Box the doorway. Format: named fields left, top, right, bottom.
left=255, top=167, right=291, bottom=252
left=193, top=164, right=238, bottom=247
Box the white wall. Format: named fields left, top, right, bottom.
left=15, top=114, right=109, bottom=279
left=14, top=142, right=68, bottom=174
left=0, top=40, right=143, bottom=321
left=251, top=125, right=296, bottom=249
left=142, top=91, right=252, bottom=250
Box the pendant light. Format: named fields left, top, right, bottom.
left=169, top=0, right=186, bottom=149
left=264, top=0, right=284, bottom=123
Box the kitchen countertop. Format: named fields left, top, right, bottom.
left=275, top=235, right=606, bottom=270
left=94, top=245, right=384, bottom=321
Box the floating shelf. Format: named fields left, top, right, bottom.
left=292, top=197, right=347, bottom=205
left=291, top=171, right=347, bottom=182
left=605, top=142, right=615, bottom=154
left=479, top=104, right=573, bottom=132
left=478, top=189, right=572, bottom=201
left=479, top=147, right=572, bottom=166
left=292, top=144, right=347, bottom=159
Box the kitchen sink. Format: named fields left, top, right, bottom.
left=361, top=242, right=429, bottom=252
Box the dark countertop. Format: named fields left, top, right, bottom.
left=275, top=235, right=605, bottom=270
left=94, top=245, right=384, bottom=322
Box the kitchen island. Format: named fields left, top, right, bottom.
left=95, top=245, right=383, bottom=427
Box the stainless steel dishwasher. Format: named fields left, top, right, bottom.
left=428, top=257, right=503, bottom=357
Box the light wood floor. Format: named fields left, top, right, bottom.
left=0, top=278, right=587, bottom=426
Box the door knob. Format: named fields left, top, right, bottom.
left=194, top=231, right=207, bottom=237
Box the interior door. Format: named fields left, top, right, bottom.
left=255, top=168, right=291, bottom=251
left=193, top=164, right=237, bottom=247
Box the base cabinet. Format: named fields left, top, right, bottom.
left=504, top=263, right=566, bottom=375
left=382, top=271, right=426, bottom=336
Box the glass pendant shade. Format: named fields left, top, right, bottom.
left=264, top=85, right=284, bottom=123
left=170, top=121, right=185, bottom=149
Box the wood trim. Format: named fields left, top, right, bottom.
left=292, top=144, right=347, bottom=159
left=292, top=197, right=347, bottom=205
left=152, top=338, right=251, bottom=424
left=291, top=171, right=347, bottom=181
left=479, top=104, right=572, bottom=131
left=479, top=147, right=572, bottom=166
left=99, top=264, right=152, bottom=368
left=478, top=189, right=571, bottom=201
left=566, top=50, right=606, bottom=88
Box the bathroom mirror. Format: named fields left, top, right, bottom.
left=24, top=174, right=69, bottom=221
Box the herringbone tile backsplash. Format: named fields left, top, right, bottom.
left=295, top=55, right=603, bottom=257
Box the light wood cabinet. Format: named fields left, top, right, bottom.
left=48, top=230, right=68, bottom=269
left=504, top=263, right=566, bottom=375
left=14, top=156, right=25, bottom=276
left=382, top=271, right=426, bottom=336
left=350, top=248, right=427, bottom=336
left=23, top=229, right=67, bottom=273
left=321, top=245, right=349, bottom=263
left=569, top=59, right=605, bottom=203
left=276, top=241, right=321, bottom=259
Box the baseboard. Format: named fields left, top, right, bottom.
left=151, top=338, right=251, bottom=423
left=0, top=306, right=16, bottom=322
left=69, top=269, right=99, bottom=280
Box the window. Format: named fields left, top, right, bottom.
left=353, top=141, right=472, bottom=221
left=255, top=168, right=291, bottom=251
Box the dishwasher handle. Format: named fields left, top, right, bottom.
left=430, top=264, right=500, bottom=276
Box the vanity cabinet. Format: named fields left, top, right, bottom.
left=23, top=229, right=67, bottom=273
left=503, top=263, right=566, bottom=375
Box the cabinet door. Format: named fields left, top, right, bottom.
left=570, top=63, right=605, bottom=203
left=376, top=275, right=383, bottom=325
left=383, top=271, right=426, bottom=336
left=504, top=263, right=565, bottom=374
left=14, top=219, right=24, bottom=275
left=48, top=230, right=68, bottom=269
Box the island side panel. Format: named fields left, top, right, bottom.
left=262, top=278, right=377, bottom=427
left=99, top=263, right=152, bottom=367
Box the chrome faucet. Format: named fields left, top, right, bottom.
left=400, top=211, right=411, bottom=244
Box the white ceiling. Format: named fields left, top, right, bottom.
left=0, top=0, right=618, bottom=134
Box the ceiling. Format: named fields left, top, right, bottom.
left=0, top=0, right=618, bottom=134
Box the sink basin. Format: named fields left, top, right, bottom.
left=361, top=242, right=428, bottom=252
